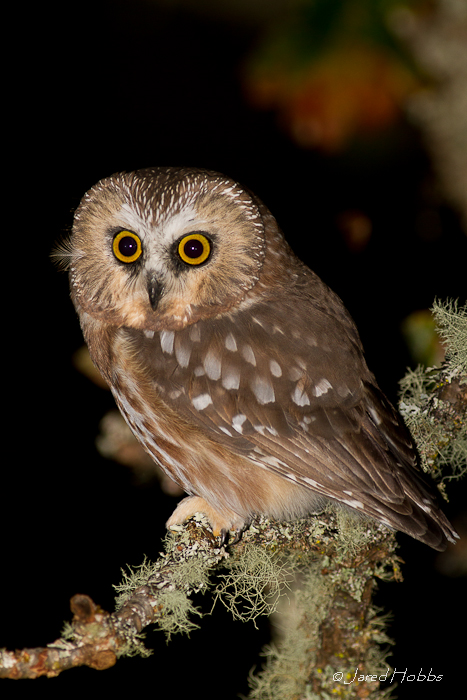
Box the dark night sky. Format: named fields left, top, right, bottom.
left=2, top=1, right=466, bottom=697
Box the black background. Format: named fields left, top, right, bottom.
left=2, top=1, right=466, bottom=697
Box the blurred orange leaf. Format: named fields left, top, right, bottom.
left=245, top=43, right=420, bottom=151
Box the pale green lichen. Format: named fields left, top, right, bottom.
left=156, top=589, right=203, bottom=640
left=214, top=544, right=293, bottom=626
left=431, top=298, right=467, bottom=377
left=334, top=507, right=382, bottom=556
left=112, top=517, right=228, bottom=651
left=246, top=555, right=396, bottom=700
left=245, top=517, right=399, bottom=700
left=113, top=555, right=160, bottom=604
left=399, top=298, right=467, bottom=484
left=249, top=585, right=394, bottom=700
left=115, top=634, right=153, bottom=659
left=248, top=559, right=330, bottom=700
left=60, top=621, right=76, bottom=643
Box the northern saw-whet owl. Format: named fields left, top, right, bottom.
left=61, top=167, right=458, bottom=551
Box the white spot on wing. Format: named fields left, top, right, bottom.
left=303, top=477, right=320, bottom=488
left=419, top=502, right=435, bottom=514
left=203, top=349, right=222, bottom=380
left=222, top=366, right=240, bottom=390
left=269, top=359, right=282, bottom=377
left=254, top=454, right=289, bottom=470
left=241, top=344, right=256, bottom=365
left=292, top=385, right=310, bottom=406
left=225, top=332, right=237, bottom=352
left=251, top=316, right=267, bottom=329
left=232, top=414, right=247, bottom=433
left=253, top=424, right=278, bottom=436
left=160, top=330, right=175, bottom=354
left=192, top=393, right=212, bottom=411
left=342, top=498, right=364, bottom=510
left=174, top=339, right=192, bottom=368
left=169, top=389, right=183, bottom=400
left=313, top=378, right=332, bottom=397
left=251, top=376, right=275, bottom=404
left=368, top=406, right=382, bottom=425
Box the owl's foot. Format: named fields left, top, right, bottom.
left=166, top=495, right=246, bottom=543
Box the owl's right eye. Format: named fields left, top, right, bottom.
left=113, top=231, right=143, bottom=263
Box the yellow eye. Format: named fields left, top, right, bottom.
left=178, top=233, right=211, bottom=266
left=113, top=231, right=142, bottom=263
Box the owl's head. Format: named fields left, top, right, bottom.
left=61, top=167, right=276, bottom=331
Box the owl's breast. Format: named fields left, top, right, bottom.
left=105, top=324, right=261, bottom=500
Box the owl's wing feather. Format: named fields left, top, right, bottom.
left=130, top=292, right=455, bottom=549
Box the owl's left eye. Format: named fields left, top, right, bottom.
left=113, top=231, right=143, bottom=263
left=177, top=233, right=211, bottom=266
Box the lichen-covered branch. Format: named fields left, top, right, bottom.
left=2, top=298, right=463, bottom=694
left=246, top=513, right=400, bottom=700
left=399, top=299, right=467, bottom=489
left=0, top=510, right=399, bottom=693
left=0, top=517, right=228, bottom=679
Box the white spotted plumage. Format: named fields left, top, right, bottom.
left=61, top=166, right=459, bottom=550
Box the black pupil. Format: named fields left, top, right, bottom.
left=184, top=239, right=204, bottom=258
left=119, top=236, right=138, bottom=257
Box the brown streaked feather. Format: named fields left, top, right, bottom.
left=121, top=289, right=455, bottom=551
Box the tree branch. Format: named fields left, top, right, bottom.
left=2, top=298, right=464, bottom=696
left=0, top=511, right=399, bottom=693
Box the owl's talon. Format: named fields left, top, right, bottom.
left=216, top=527, right=244, bottom=546
left=215, top=528, right=242, bottom=547
left=166, top=495, right=247, bottom=543
left=228, top=529, right=244, bottom=546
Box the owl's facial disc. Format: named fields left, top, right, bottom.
left=70, top=168, right=268, bottom=330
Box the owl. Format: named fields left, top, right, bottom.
left=61, top=167, right=458, bottom=551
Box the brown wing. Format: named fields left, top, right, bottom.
left=127, top=288, right=457, bottom=550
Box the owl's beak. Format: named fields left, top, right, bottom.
left=147, top=272, right=164, bottom=311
